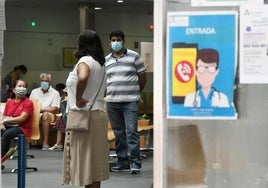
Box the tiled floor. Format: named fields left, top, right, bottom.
left=2, top=148, right=153, bottom=188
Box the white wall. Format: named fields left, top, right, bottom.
left=2, top=3, right=153, bottom=92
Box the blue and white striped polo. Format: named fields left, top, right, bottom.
left=105, top=49, right=146, bottom=102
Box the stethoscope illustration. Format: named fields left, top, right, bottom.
left=192, top=87, right=221, bottom=107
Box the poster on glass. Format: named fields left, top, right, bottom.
left=166, top=11, right=238, bottom=119
left=240, top=5, right=268, bottom=84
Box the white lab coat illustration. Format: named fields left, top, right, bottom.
left=184, top=89, right=230, bottom=108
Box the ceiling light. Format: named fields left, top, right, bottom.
left=117, top=0, right=124, bottom=3
left=94, top=7, right=102, bottom=10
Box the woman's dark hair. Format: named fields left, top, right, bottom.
left=55, top=83, right=66, bottom=91
left=55, top=83, right=66, bottom=98
left=74, top=30, right=105, bottom=66
left=109, top=29, right=125, bottom=40
left=12, top=79, right=28, bottom=89
left=14, top=65, right=28, bottom=74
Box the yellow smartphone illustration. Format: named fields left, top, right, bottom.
left=172, top=43, right=197, bottom=103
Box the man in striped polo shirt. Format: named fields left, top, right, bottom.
left=105, top=29, right=147, bottom=174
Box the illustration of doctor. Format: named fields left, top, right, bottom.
left=184, top=48, right=230, bottom=108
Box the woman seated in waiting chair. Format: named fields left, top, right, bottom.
left=0, top=80, right=33, bottom=165
left=49, top=83, right=67, bottom=151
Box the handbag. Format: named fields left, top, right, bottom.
left=65, top=110, right=92, bottom=131
left=3, top=122, right=19, bottom=129
left=66, top=67, right=105, bottom=131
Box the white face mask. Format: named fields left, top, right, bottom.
left=15, top=87, right=27, bottom=97
left=40, top=81, right=49, bottom=90
left=111, top=41, right=123, bottom=52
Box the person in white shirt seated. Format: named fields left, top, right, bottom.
left=29, top=73, right=60, bottom=150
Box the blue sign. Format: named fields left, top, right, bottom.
left=167, top=11, right=238, bottom=119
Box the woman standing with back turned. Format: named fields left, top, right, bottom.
left=62, top=30, right=109, bottom=188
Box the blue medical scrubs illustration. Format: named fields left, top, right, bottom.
left=184, top=48, right=230, bottom=108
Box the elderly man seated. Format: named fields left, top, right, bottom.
left=29, top=73, right=60, bottom=150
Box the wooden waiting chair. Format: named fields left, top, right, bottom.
left=10, top=99, right=41, bottom=173
left=137, top=119, right=153, bottom=158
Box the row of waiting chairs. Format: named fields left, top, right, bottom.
left=2, top=94, right=154, bottom=172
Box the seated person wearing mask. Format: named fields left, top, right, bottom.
left=1, top=80, right=33, bottom=170
left=29, top=73, right=60, bottom=150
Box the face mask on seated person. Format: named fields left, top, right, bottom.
left=40, top=81, right=49, bottom=90
left=14, top=87, right=27, bottom=97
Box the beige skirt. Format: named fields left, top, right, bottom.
left=62, top=110, right=110, bottom=186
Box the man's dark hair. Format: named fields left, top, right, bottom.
left=109, top=29, right=125, bottom=40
